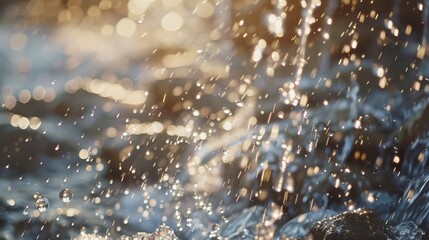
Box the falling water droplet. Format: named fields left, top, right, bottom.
left=217, top=207, right=224, bottom=214
left=22, top=206, right=29, bottom=215
left=211, top=223, right=219, bottom=231
left=240, top=228, right=249, bottom=238
left=59, top=189, right=73, bottom=203
left=34, top=193, right=49, bottom=212
left=186, top=218, right=193, bottom=227
left=209, top=223, right=220, bottom=238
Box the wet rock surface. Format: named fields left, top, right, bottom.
left=275, top=209, right=338, bottom=239
left=309, top=209, right=390, bottom=240
left=308, top=209, right=424, bottom=240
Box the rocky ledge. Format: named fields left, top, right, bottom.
left=308, top=209, right=423, bottom=240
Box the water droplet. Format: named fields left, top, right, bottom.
left=23, top=206, right=29, bottom=215
left=213, top=223, right=219, bottom=229
left=240, top=228, right=249, bottom=238
left=217, top=207, right=224, bottom=214
left=210, top=223, right=220, bottom=234
left=186, top=218, right=193, bottom=227
left=34, top=194, right=49, bottom=212
left=59, top=189, right=73, bottom=203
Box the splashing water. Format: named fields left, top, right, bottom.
left=0, top=0, right=429, bottom=238
left=34, top=193, right=49, bottom=213
left=59, top=189, right=73, bottom=203
left=275, top=0, right=322, bottom=195
left=390, top=172, right=429, bottom=226
left=281, top=0, right=321, bottom=106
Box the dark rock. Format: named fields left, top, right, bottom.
left=275, top=209, right=337, bottom=239
left=309, top=209, right=390, bottom=240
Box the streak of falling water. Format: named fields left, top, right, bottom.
left=264, top=0, right=287, bottom=38
left=423, top=0, right=429, bottom=54
left=392, top=0, right=402, bottom=26
left=400, top=137, right=429, bottom=178
left=390, top=172, right=429, bottom=226
left=275, top=140, right=293, bottom=192
left=277, top=0, right=321, bottom=193
left=281, top=0, right=321, bottom=106
left=337, top=80, right=359, bottom=164
left=318, top=0, right=338, bottom=76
